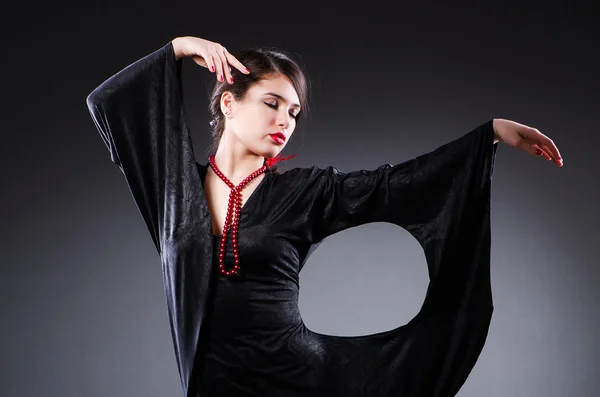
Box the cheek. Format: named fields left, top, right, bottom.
left=241, top=106, right=269, bottom=128
left=259, top=106, right=275, bottom=123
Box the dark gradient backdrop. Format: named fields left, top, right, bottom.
left=2, top=2, right=598, bottom=397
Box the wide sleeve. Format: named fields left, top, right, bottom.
left=85, top=41, right=198, bottom=255
left=307, top=120, right=497, bottom=241
left=304, top=121, right=498, bottom=315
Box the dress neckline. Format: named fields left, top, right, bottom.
left=198, top=162, right=271, bottom=238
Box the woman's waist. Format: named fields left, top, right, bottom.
left=208, top=290, right=301, bottom=333
left=200, top=323, right=326, bottom=387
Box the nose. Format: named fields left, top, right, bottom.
left=276, top=109, right=290, bottom=130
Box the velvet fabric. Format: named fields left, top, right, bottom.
left=86, top=41, right=499, bottom=397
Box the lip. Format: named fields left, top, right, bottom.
left=269, top=133, right=286, bottom=145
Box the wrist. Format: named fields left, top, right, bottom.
left=492, top=118, right=501, bottom=144
left=172, top=37, right=189, bottom=60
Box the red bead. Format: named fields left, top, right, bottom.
left=208, top=154, right=266, bottom=277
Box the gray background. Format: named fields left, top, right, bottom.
left=2, top=1, right=598, bottom=396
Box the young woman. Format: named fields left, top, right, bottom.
left=86, top=36, right=563, bottom=397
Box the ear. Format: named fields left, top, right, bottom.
left=220, top=91, right=236, bottom=117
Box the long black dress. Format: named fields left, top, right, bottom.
left=86, top=41, right=499, bottom=397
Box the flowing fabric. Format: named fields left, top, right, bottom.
left=86, top=41, right=499, bottom=397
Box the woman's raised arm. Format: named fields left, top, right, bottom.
left=85, top=40, right=200, bottom=253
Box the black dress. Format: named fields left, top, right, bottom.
left=86, top=41, right=499, bottom=397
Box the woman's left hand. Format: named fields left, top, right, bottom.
left=493, top=118, right=564, bottom=167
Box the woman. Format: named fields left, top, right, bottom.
left=86, top=36, right=563, bottom=397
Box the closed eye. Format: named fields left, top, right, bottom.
left=264, top=102, right=298, bottom=119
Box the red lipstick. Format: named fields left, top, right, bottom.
left=269, top=132, right=286, bottom=145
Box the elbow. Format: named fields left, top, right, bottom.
left=85, top=92, right=97, bottom=111
left=86, top=85, right=106, bottom=111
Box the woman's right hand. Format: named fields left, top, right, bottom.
left=171, top=36, right=250, bottom=84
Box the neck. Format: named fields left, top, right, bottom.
left=212, top=132, right=265, bottom=184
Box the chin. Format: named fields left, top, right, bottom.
left=261, top=146, right=283, bottom=159
left=251, top=139, right=285, bottom=159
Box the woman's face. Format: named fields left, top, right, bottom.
left=224, top=74, right=301, bottom=159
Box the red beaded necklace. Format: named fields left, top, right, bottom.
left=208, top=153, right=296, bottom=276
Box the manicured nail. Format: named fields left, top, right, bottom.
left=229, top=77, right=234, bottom=84
left=210, top=66, right=215, bottom=72
left=245, top=67, right=250, bottom=73
left=535, top=149, right=542, bottom=156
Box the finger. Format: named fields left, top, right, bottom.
left=531, top=132, right=562, bottom=165
left=541, top=143, right=563, bottom=166
left=539, top=144, right=554, bottom=161
left=527, top=142, right=563, bottom=167
left=539, top=137, right=561, bottom=162
left=224, top=50, right=250, bottom=74
left=547, top=140, right=562, bottom=163
left=212, top=51, right=225, bottom=83
left=191, top=55, right=207, bottom=69
left=541, top=148, right=553, bottom=161
left=204, top=53, right=217, bottom=73
left=530, top=128, right=562, bottom=162
left=531, top=143, right=552, bottom=161
left=216, top=46, right=234, bottom=84
left=520, top=140, right=549, bottom=160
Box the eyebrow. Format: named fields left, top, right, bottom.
left=263, top=92, right=301, bottom=110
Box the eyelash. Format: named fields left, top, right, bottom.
left=264, top=102, right=298, bottom=119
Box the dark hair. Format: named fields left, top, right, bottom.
left=206, top=46, right=310, bottom=173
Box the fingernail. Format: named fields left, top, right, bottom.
left=245, top=67, right=250, bottom=73
left=229, top=77, right=234, bottom=84
left=210, top=66, right=215, bottom=72
left=535, top=149, right=542, bottom=156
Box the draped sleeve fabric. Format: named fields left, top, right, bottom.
left=295, top=121, right=498, bottom=396
left=305, top=121, right=498, bottom=312
left=85, top=42, right=214, bottom=397
left=85, top=41, right=198, bottom=254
